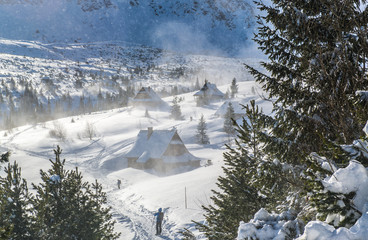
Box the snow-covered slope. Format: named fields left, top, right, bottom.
left=0, top=39, right=264, bottom=127
left=0, top=80, right=272, bottom=239
left=0, top=0, right=256, bottom=56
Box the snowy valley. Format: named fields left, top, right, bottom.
left=0, top=38, right=268, bottom=239
left=2, top=1, right=368, bottom=239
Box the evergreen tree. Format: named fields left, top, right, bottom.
left=0, top=161, right=34, bottom=239
left=118, top=86, right=128, bottom=106
left=126, top=84, right=136, bottom=98
left=47, top=97, right=52, bottom=118
left=244, top=0, right=368, bottom=229
left=179, top=228, right=196, bottom=240
left=79, top=94, right=85, bottom=114
left=0, top=151, right=9, bottom=166
left=171, top=85, right=178, bottom=96
left=223, top=102, right=235, bottom=135
left=247, top=0, right=368, bottom=157
left=196, top=114, right=210, bottom=144
left=32, top=146, right=120, bottom=239
left=97, top=87, right=104, bottom=110
left=170, top=96, right=184, bottom=120
left=302, top=152, right=362, bottom=228
left=196, top=100, right=286, bottom=239
left=0, top=90, right=3, bottom=104
left=0, top=153, right=11, bottom=239
left=230, top=77, right=238, bottom=98
left=300, top=123, right=368, bottom=227
left=194, top=78, right=201, bottom=90
left=66, top=92, right=73, bottom=111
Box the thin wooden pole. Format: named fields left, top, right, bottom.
left=185, top=186, right=187, bottom=209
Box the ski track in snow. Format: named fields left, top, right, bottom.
left=2, top=126, right=54, bottom=160
left=104, top=179, right=180, bottom=240
left=76, top=137, right=135, bottom=170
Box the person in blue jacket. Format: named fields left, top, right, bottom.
left=154, top=208, right=164, bottom=235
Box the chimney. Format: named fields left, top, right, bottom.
left=147, top=127, right=153, bottom=139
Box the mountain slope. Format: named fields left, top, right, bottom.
left=0, top=39, right=264, bottom=129
left=0, top=0, right=256, bottom=56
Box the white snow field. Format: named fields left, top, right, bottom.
left=0, top=81, right=271, bottom=239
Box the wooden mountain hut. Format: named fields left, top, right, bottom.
left=125, top=127, right=202, bottom=173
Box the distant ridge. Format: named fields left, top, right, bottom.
left=0, top=0, right=256, bottom=56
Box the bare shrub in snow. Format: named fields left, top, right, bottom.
left=83, top=121, right=97, bottom=140
left=49, top=121, right=67, bottom=141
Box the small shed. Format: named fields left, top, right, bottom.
left=193, top=80, right=224, bottom=104
left=125, top=127, right=202, bottom=173
left=131, top=87, right=168, bottom=109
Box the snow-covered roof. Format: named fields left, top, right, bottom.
left=125, top=128, right=201, bottom=163
left=215, top=97, right=274, bottom=118
left=133, top=87, right=163, bottom=102
left=215, top=100, right=245, bottom=117
left=126, top=128, right=175, bottom=159
left=215, top=97, right=256, bottom=116
left=193, top=81, right=224, bottom=97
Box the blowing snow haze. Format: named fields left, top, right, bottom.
left=0, top=0, right=256, bottom=56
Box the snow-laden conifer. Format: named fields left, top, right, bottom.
left=244, top=0, right=368, bottom=231
left=196, top=114, right=210, bottom=145
left=196, top=100, right=288, bottom=239
left=230, top=77, right=238, bottom=98
left=223, top=102, right=235, bottom=135
left=32, top=146, right=120, bottom=239
left=0, top=161, right=34, bottom=239
left=170, top=96, right=184, bottom=120
left=247, top=0, right=368, bottom=155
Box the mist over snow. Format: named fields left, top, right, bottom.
left=0, top=0, right=259, bottom=57
left=0, top=38, right=266, bottom=129
left=0, top=80, right=272, bottom=239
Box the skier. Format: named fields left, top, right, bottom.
left=117, top=179, right=121, bottom=189
left=154, top=208, right=164, bottom=235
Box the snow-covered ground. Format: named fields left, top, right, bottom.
left=0, top=39, right=263, bottom=117
left=0, top=80, right=271, bottom=239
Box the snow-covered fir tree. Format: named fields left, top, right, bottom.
left=0, top=152, right=9, bottom=167
left=230, top=77, right=238, bottom=98
left=196, top=100, right=288, bottom=239
left=247, top=0, right=368, bottom=154
left=223, top=102, right=235, bottom=135
left=196, top=114, right=210, bottom=145
left=243, top=0, right=368, bottom=231
left=0, top=161, right=33, bottom=240
left=170, top=96, right=184, bottom=120
left=32, top=146, right=120, bottom=239
left=194, top=78, right=201, bottom=90
left=301, top=151, right=363, bottom=228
